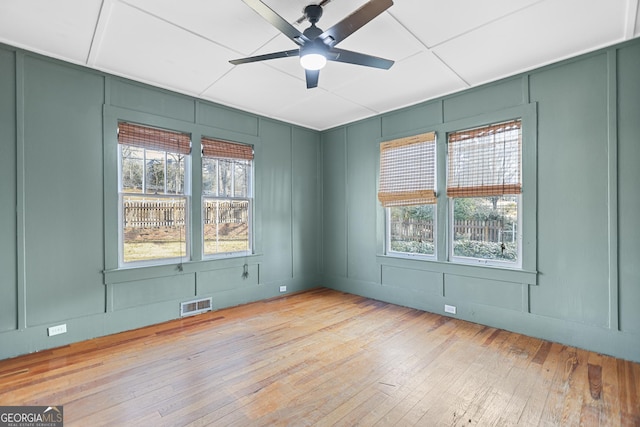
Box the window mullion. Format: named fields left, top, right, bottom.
left=231, top=163, right=235, bottom=198
left=142, top=148, right=147, bottom=193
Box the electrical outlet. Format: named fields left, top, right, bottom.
left=279, top=285, right=287, bottom=293
left=444, top=304, right=457, bottom=315
left=48, top=324, right=67, bottom=336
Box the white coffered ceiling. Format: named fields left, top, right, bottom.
left=1, top=0, right=638, bottom=130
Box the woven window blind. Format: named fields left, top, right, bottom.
left=201, top=137, right=254, bottom=160
left=447, top=120, right=521, bottom=198
left=378, top=132, right=436, bottom=207
left=118, top=122, right=191, bottom=154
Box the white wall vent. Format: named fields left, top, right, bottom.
left=180, top=297, right=212, bottom=317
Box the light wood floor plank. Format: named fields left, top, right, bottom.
left=0, top=288, right=638, bottom=426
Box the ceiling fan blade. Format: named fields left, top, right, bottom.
left=329, top=48, right=394, bottom=69
left=242, top=0, right=309, bottom=45
left=319, top=0, right=393, bottom=47
left=305, top=69, right=319, bottom=89
left=230, top=49, right=300, bottom=65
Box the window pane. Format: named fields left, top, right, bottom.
left=145, top=149, right=165, bottom=194
left=166, top=153, right=185, bottom=194
left=121, top=146, right=143, bottom=193
left=234, top=160, right=250, bottom=197
left=122, top=195, right=187, bottom=263
left=203, top=199, right=250, bottom=255
left=389, top=205, right=435, bottom=255
left=218, top=159, right=232, bottom=197
left=452, top=196, right=518, bottom=262
left=202, top=158, right=218, bottom=195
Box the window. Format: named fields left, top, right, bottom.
left=201, top=137, right=253, bottom=257
left=378, top=132, right=436, bottom=256
left=118, top=122, right=191, bottom=265
left=447, top=119, right=522, bottom=266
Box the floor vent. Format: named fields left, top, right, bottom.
left=180, top=297, right=212, bottom=317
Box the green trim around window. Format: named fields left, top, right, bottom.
left=102, top=105, right=260, bottom=285
left=376, top=103, right=538, bottom=277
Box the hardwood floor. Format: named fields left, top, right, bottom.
left=0, top=288, right=638, bottom=426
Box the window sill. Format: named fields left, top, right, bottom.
left=376, top=254, right=537, bottom=285
left=103, top=253, right=264, bottom=285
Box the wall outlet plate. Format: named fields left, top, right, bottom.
left=279, top=285, right=287, bottom=293
left=444, top=304, right=457, bottom=315
left=48, top=324, right=67, bottom=336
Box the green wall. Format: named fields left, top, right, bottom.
left=618, top=42, right=640, bottom=336
left=0, top=48, right=17, bottom=333
left=320, top=41, right=640, bottom=363
left=0, top=45, right=322, bottom=360
left=1, top=38, right=639, bottom=363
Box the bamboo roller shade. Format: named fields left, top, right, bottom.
left=447, top=120, right=522, bottom=198
left=201, top=137, right=254, bottom=160
left=118, top=122, right=191, bottom=155
left=378, top=132, right=436, bottom=207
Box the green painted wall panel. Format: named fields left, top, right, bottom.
left=0, top=48, right=17, bottom=332
left=112, top=273, right=196, bottom=310
left=322, top=128, right=347, bottom=277
left=443, top=77, right=524, bottom=122
left=381, top=265, right=442, bottom=296
left=444, top=275, right=522, bottom=311
left=105, top=300, right=183, bottom=335
left=198, top=103, right=259, bottom=136
left=197, top=265, right=259, bottom=294
left=346, top=119, right=381, bottom=283
left=1, top=39, right=639, bottom=363
left=321, top=41, right=640, bottom=362
left=258, top=119, right=293, bottom=284
left=617, top=43, right=640, bottom=334
left=529, top=53, right=610, bottom=326
left=292, top=128, right=321, bottom=279
left=23, top=57, right=105, bottom=326
left=111, top=79, right=195, bottom=122
left=381, top=101, right=441, bottom=137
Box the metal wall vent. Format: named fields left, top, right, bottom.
left=180, top=297, right=212, bottom=317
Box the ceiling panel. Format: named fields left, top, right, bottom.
left=1, top=0, right=638, bottom=130
left=330, top=13, right=424, bottom=62
left=202, top=62, right=309, bottom=119
left=121, top=0, right=278, bottom=55
left=333, top=51, right=467, bottom=114
left=0, top=0, right=102, bottom=63
left=433, top=0, right=628, bottom=86
left=275, top=89, right=377, bottom=130
left=389, top=0, right=542, bottom=48
left=94, top=1, right=236, bottom=96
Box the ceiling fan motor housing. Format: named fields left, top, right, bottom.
left=304, top=4, right=323, bottom=24
left=303, top=24, right=324, bottom=40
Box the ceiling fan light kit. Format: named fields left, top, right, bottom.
left=300, top=52, right=326, bottom=70
left=230, top=0, right=395, bottom=88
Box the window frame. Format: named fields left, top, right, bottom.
left=201, top=138, right=255, bottom=259
left=117, top=122, right=192, bottom=268
left=385, top=204, right=437, bottom=260
left=448, top=195, right=523, bottom=268
left=377, top=131, right=438, bottom=259
left=102, top=106, right=262, bottom=287
left=376, top=103, right=537, bottom=274
left=445, top=119, right=523, bottom=268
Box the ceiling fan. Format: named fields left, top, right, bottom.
left=229, top=0, right=395, bottom=89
